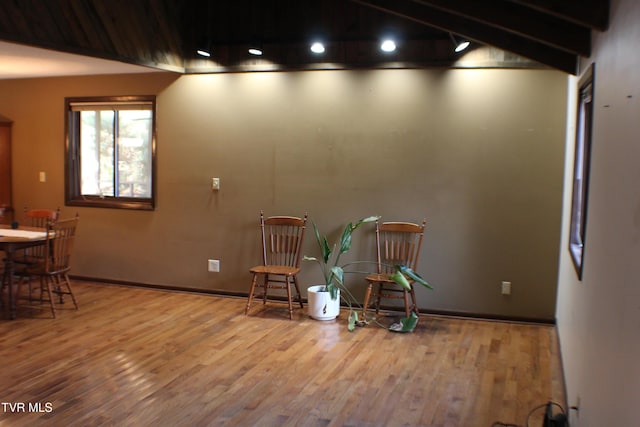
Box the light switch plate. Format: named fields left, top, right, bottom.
left=208, top=259, right=220, bottom=272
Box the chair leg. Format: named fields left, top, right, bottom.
left=26, top=276, right=33, bottom=304
left=409, top=284, right=419, bottom=317
left=60, top=274, right=79, bottom=309
left=285, top=276, right=294, bottom=320
left=374, top=283, right=383, bottom=314
left=403, top=289, right=411, bottom=318
left=0, top=268, right=7, bottom=308
left=245, top=273, right=259, bottom=315
left=39, top=276, right=45, bottom=303
left=15, top=276, right=27, bottom=304
left=262, top=274, right=269, bottom=304
left=54, top=275, right=65, bottom=304
left=362, top=282, right=374, bottom=320
left=44, top=277, right=56, bottom=319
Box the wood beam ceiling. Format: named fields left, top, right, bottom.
left=508, top=0, right=609, bottom=30
left=0, top=0, right=609, bottom=75
left=352, top=0, right=610, bottom=74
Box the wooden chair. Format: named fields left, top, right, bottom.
left=362, top=219, right=427, bottom=319
left=245, top=211, right=307, bottom=320
left=17, top=207, right=60, bottom=266
left=17, top=214, right=79, bottom=318
left=24, top=207, right=60, bottom=228
left=1, top=208, right=59, bottom=303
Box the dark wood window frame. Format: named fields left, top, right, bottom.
left=569, top=63, right=595, bottom=280
left=64, top=95, right=157, bottom=210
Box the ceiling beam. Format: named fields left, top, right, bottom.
left=412, top=0, right=591, bottom=56
left=508, top=0, right=609, bottom=31
left=351, top=0, right=578, bottom=74
left=0, top=0, right=186, bottom=73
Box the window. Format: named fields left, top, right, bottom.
left=65, top=96, right=156, bottom=210
left=569, top=64, right=594, bottom=279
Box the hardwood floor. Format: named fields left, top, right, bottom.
left=0, top=281, right=565, bottom=427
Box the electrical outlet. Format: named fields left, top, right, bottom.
left=208, top=259, right=220, bottom=272
left=501, top=281, right=511, bottom=295
left=211, top=177, right=220, bottom=190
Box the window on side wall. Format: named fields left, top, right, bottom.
left=65, top=96, right=156, bottom=210
left=569, top=64, right=594, bottom=280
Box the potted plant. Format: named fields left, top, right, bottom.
left=304, top=216, right=431, bottom=331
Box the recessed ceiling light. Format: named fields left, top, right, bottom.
left=248, top=47, right=263, bottom=56
left=380, top=39, right=396, bottom=53
left=449, top=33, right=471, bottom=53
left=196, top=49, right=211, bottom=57
left=454, top=40, right=470, bottom=53
left=310, top=42, right=325, bottom=54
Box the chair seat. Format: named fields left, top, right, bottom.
left=365, top=273, right=399, bottom=283
left=250, top=265, right=300, bottom=276
left=366, top=272, right=414, bottom=299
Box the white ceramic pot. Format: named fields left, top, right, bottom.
left=307, top=285, right=340, bottom=320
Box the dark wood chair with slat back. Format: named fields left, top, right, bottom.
left=24, top=207, right=60, bottom=228
left=245, top=211, right=308, bottom=320
left=17, top=214, right=79, bottom=318
left=17, top=207, right=60, bottom=266
left=362, top=219, right=427, bottom=320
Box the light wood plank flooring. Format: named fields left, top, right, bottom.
left=0, top=281, right=565, bottom=427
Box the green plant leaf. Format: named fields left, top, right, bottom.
left=389, top=271, right=412, bottom=290
left=397, top=265, right=433, bottom=289
left=330, top=266, right=344, bottom=286
left=339, top=216, right=380, bottom=254
left=354, top=216, right=381, bottom=228
left=339, top=222, right=354, bottom=254
left=348, top=311, right=358, bottom=331
left=313, top=222, right=332, bottom=263
left=327, top=283, right=339, bottom=300
left=389, top=312, right=419, bottom=333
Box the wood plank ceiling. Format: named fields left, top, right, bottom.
left=0, top=0, right=609, bottom=75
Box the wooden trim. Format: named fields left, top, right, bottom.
left=70, top=275, right=555, bottom=325
left=64, top=95, right=157, bottom=211
left=553, top=323, right=571, bottom=411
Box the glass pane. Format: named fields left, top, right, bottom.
left=80, top=110, right=114, bottom=196
left=117, top=110, right=152, bottom=198
left=568, top=64, right=594, bottom=280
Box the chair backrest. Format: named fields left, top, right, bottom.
left=44, top=214, right=79, bottom=274
left=260, top=211, right=307, bottom=268
left=375, top=219, right=427, bottom=274
left=24, top=207, right=60, bottom=228
left=23, top=208, right=60, bottom=259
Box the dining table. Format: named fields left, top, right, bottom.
left=0, top=225, right=50, bottom=319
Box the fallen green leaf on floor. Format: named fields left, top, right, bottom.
left=389, top=312, right=419, bottom=333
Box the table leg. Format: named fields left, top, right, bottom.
left=4, top=249, right=16, bottom=320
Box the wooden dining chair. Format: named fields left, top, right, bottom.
left=16, top=207, right=60, bottom=266
left=17, top=214, right=79, bottom=318
left=362, top=219, right=427, bottom=320
left=245, top=211, right=307, bottom=320
left=24, top=207, right=60, bottom=228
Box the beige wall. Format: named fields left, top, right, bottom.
left=556, top=0, right=640, bottom=425
left=0, top=67, right=567, bottom=320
